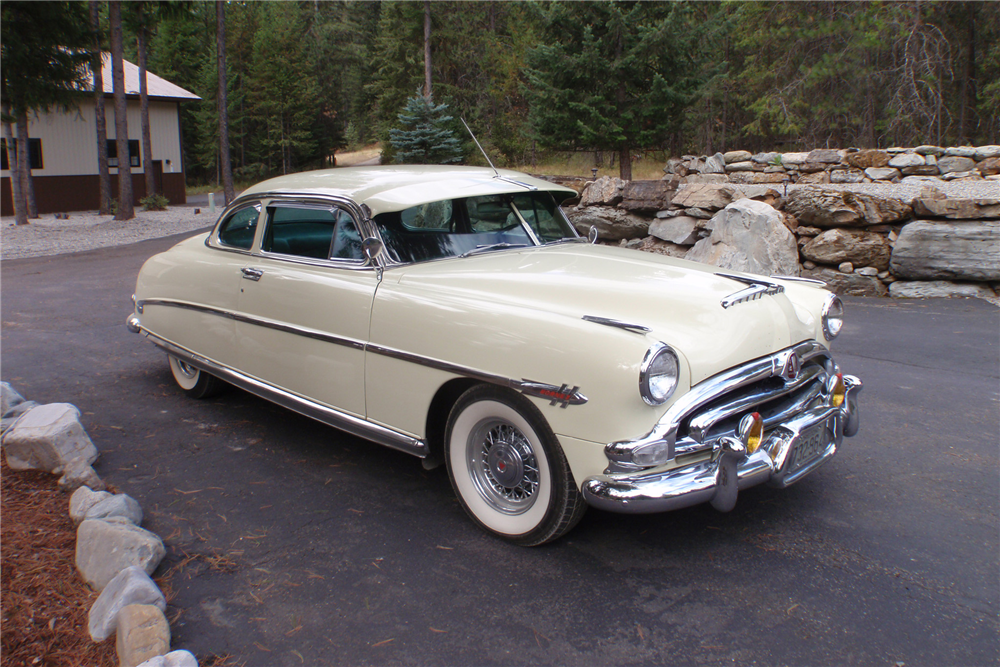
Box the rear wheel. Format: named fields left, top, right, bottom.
left=445, top=385, right=586, bottom=546
left=168, top=355, right=226, bottom=399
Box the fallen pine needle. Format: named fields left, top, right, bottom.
left=371, top=639, right=394, bottom=648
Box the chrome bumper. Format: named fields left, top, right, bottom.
left=582, top=375, right=862, bottom=514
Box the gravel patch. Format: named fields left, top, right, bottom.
left=1, top=208, right=217, bottom=261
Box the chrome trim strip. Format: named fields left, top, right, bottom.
left=581, top=315, right=650, bottom=334
left=137, top=328, right=428, bottom=458
left=770, top=274, right=827, bottom=286
left=716, top=272, right=785, bottom=309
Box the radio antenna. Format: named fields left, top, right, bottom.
left=461, top=117, right=499, bottom=178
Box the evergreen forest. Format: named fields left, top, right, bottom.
left=5, top=0, right=1000, bottom=185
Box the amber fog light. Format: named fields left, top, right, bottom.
left=828, top=373, right=846, bottom=407
left=739, top=412, right=764, bottom=454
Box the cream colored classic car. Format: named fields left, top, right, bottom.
left=128, top=166, right=862, bottom=545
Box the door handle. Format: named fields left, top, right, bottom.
left=241, top=267, right=264, bottom=281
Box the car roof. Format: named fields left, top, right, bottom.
left=238, top=165, right=578, bottom=216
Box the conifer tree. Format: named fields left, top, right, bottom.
left=389, top=94, right=464, bottom=164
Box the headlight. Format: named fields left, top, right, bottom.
left=822, top=294, right=844, bottom=341
left=640, top=343, right=679, bottom=405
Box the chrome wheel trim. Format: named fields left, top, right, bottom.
left=168, top=355, right=201, bottom=391
left=466, top=418, right=539, bottom=515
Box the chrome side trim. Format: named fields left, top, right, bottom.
left=138, top=328, right=428, bottom=458
left=770, top=274, right=827, bottom=286
left=135, top=299, right=365, bottom=350
left=581, top=315, right=650, bottom=334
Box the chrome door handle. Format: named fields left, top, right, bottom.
left=241, top=267, right=264, bottom=281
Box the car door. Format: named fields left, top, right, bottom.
left=234, top=201, right=376, bottom=418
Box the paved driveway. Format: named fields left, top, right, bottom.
left=2, top=234, right=997, bottom=666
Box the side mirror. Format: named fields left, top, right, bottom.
left=362, top=237, right=385, bottom=263
left=588, top=226, right=599, bottom=244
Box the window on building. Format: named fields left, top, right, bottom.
left=107, top=139, right=140, bottom=168
left=1, top=138, right=44, bottom=170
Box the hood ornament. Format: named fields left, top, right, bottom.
left=716, top=273, right=785, bottom=309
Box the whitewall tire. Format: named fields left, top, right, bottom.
left=168, top=355, right=225, bottom=399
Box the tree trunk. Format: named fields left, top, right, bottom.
left=2, top=104, right=28, bottom=225
left=110, top=0, right=134, bottom=220
left=138, top=11, right=155, bottom=198
left=217, top=0, right=235, bottom=204
left=91, top=0, right=112, bottom=214
left=618, top=146, right=632, bottom=181
left=16, top=111, right=38, bottom=218
left=423, top=0, right=433, bottom=101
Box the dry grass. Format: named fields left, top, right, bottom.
left=334, top=144, right=382, bottom=167
left=512, top=150, right=670, bottom=180
left=0, top=461, right=117, bottom=667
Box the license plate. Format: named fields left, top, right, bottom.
left=789, top=422, right=830, bottom=472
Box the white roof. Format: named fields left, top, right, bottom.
left=83, top=53, right=200, bottom=101
left=239, top=166, right=579, bottom=216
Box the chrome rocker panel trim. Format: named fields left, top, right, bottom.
left=132, top=324, right=429, bottom=459
left=582, top=375, right=862, bottom=514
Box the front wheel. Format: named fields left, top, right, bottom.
left=445, top=385, right=586, bottom=546
left=168, top=355, right=226, bottom=399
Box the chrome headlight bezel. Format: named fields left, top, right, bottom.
left=639, top=343, right=680, bottom=406
left=822, top=294, right=844, bottom=341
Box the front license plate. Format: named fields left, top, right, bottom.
left=788, top=422, right=830, bottom=472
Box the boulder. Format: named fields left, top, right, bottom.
left=915, top=145, right=945, bottom=156
left=579, top=176, right=625, bottom=207
left=801, top=229, right=892, bottom=270
left=855, top=266, right=879, bottom=277
left=70, top=487, right=113, bottom=525
left=116, top=604, right=170, bottom=667
left=619, top=180, right=677, bottom=214
left=684, top=200, right=799, bottom=277
left=566, top=206, right=649, bottom=241
left=681, top=173, right=729, bottom=184
left=749, top=172, right=789, bottom=184
left=888, top=152, right=926, bottom=168
left=58, top=458, right=105, bottom=493
left=724, top=150, right=752, bottom=164
left=89, top=566, right=166, bottom=642
left=890, top=220, right=1000, bottom=281
left=901, top=165, right=941, bottom=176
left=84, top=493, right=143, bottom=525
left=630, top=236, right=689, bottom=258
left=135, top=651, right=199, bottom=667
left=671, top=183, right=740, bottom=211
left=978, top=157, right=1000, bottom=176
left=941, top=170, right=983, bottom=181
left=784, top=187, right=912, bottom=227
left=781, top=152, right=810, bottom=166
left=889, top=280, right=996, bottom=300
left=3, top=403, right=98, bottom=474
left=76, top=518, right=166, bottom=591
left=751, top=152, right=780, bottom=165
left=798, top=171, right=831, bottom=184
left=913, top=198, right=1000, bottom=220
left=937, top=156, right=977, bottom=174
left=846, top=150, right=890, bottom=169
left=944, top=146, right=978, bottom=158
left=726, top=161, right=757, bottom=172
left=806, top=149, right=842, bottom=164
left=830, top=168, right=866, bottom=184
left=704, top=152, right=727, bottom=174
left=1, top=382, right=24, bottom=417
left=664, top=158, right=687, bottom=176
left=865, top=167, right=901, bottom=181
left=648, top=216, right=701, bottom=245
left=974, top=146, right=1000, bottom=161
left=801, top=267, right=889, bottom=297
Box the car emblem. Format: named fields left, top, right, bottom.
left=781, top=352, right=801, bottom=382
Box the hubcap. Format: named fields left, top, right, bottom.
left=467, top=419, right=539, bottom=515
left=176, top=360, right=198, bottom=379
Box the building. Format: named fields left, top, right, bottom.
left=1, top=54, right=200, bottom=216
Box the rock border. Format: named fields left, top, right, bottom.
left=1, top=382, right=197, bottom=667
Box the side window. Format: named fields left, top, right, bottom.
left=400, top=200, right=453, bottom=231
left=330, top=209, right=364, bottom=261
left=217, top=205, right=260, bottom=250
left=263, top=206, right=363, bottom=262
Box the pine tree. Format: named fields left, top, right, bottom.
left=389, top=94, right=464, bottom=164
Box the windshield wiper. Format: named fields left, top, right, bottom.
left=460, top=242, right=529, bottom=258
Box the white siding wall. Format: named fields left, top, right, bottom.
left=1, top=99, right=184, bottom=177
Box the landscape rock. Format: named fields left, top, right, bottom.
left=3, top=403, right=98, bottom=474
left=890, top=220, right=1000, bottom=281
left=89, top=566, right=166, bottom=642
left=889, top=280, right=996, bottom=300
left=648, top=216, right=701, bottom=245
left=798, top=171, right=830, bottom=184
left=801, top=229, right=892, bottom=270
left=888, top=152, right=926, bottom=168
left=751, top=152, right=780, bottom=165
left=58, top=458, right=105, bottom=493
left=726, top=161, right=757, bottom=172
left=784, top=187, right=912, bottom=227
left=780, top=152, right=810, bottom=166
left=915, top=145, right=944, bottom=156
left=978, top=157, right=1000, bottom=176
left=901, top=165, right=941, bottom=176
left=76, top=518, right=166, bottom=591
left=855, top=266, right=879, bottom=277
left=70, top=487, right=113, bottom=525
left=619, top=180, right=677, bottom=214
left=913, top=198, right=1000, bottom=220
left=1, top=382, right=24, bottom=417
left=937, top=156, right=977, bottom=174
left=681, top=173, right=729, bottom=184
left=704, top=152, right=727, bottom=174
left=806, top=149, right=842, bottom=164
left=724, top=150, right=752, bottom=164
left=566, top=206, right=649, bottom=241
left=865, top=167, right=901, bottom=181
left=941, top=170, right=983, bottom=181
left=944, top=146, right=978, bottom=158
left=846, top=150, right=890, bottom=169
left=831, top=168, right=866, bottom=184
left=85, top=493, right=143, bottom=525
left=685, top=200, right=799, bottom=277
left=627, top=236, right=689, bottom=258
left=801, top=268, right=889, bottom=297
left=135, top=651, right=199, bottom=667
left=839, top=262, right=855, bottom=273
left=671, top=183, right=740, bottom=211
left=974, top=146, right=1000, bottom=161
left=116, top=604, right=170, bottom=667
left=579, top=176, right=626, bottom=207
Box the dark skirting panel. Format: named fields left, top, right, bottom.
left=1, top=172, right=186, bottom=216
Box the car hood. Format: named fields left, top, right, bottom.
left=386, top=243, right=821, bottom=386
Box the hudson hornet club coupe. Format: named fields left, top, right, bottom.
left=128, top=166, right=862, bottom=545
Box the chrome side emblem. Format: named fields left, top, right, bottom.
left=781, top=352, right=801, bottom=382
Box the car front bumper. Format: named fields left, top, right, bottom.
left=581, top=375, right=862, bottom=514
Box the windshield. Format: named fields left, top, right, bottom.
left=373, top=191, right=578, bottom=264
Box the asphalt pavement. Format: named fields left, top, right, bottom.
left=1, top=233, right=997, bottom=666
